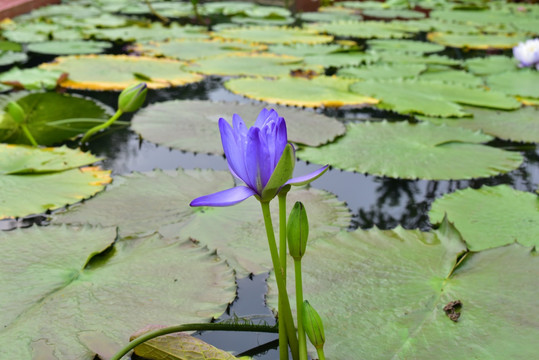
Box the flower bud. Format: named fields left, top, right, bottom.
left=118, top=82, right=147, bottom=112
left=287, top=201, right=308, bottom=260
left=303, top=300, right=325, bottom=350
left=6, top=101, right=25, bottom=124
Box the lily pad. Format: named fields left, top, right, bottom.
left=486, top=69, right=539, bottom=99
left=0, top=41, right=22, bottom=52
left=52, top=169, right=233, bottom=237
left=267, top=224, right=539, bottom=359
left=167, top=187, right=351, bottom=276
left=134, top=39, right=266, bottom=61
left=0, top=51, right=28, bottom=66
left=27, top=40, right=112, bottom=55
left=231, top=15, right=295, bottom=26
left=367, top=39, right=445, bottom=54
left=337, top=63, right=426, bottom=80
left=427, top=32, right=527, bottom=49
left=307, top=20, right=415, bottom=39
left=362, top=8, right=426, bottom=19
left=39, top=55, right=204, bottom=90
left=0, top=92, right=111, bottom=146
left=267, top=43, right=344, bottom=57
left=203, top=1, right=255, bottom=16
left=88, top=23, right=208, bottom=42
left=0, top=67, right=64, bottom=90
left=350, top=79, right=521, bottom=117
left=225, top=76, right=379, bottom=108
left=298, top=11, right=358, bottom=23
left=429, top=185, right=539, bottom=251
left=418, top=69, right=483, bottom=86
left=418, top=106, right=539, bottom=143
left=131, top=100, right=346, bottom=153
left=297, top=121, right=523, bottom=180
left=465, top=55, right=517, bottom=76
left=185, top=53, right=320, bottom=77
left=302, top=51, right=377, bottom=68
left=0, top=225, right=235, bottom=359
left=372, top=51, right=461, bottom=66
left=213, top=26, right=333, bottom=45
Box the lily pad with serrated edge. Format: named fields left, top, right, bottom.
left=213, top=26, right=333, bottom=45
left=427, top=32, right=527, bottom=50
left=301, top=51, right=378, bottom=68
left=486, top=69, right=539, bottom=99
left=350, top=79, right=521, bottom=117
left=87, top=23, right=209, bottom=42
left=367, top=39, right=445, bottom=54
left=307, top=20, right=415, bottom=39
left=52, top=169, right=233, bottom=238
left=163, top=187, right=351, bottom=276
left=225, top=76, right=379, bottom=108
left=429, top=185, right=539, bottom=251
left=134, top=39, right=266, bottom=61
left=299, top=11, right=358, bottom=23
left=27, top=40, right=112, bottom=55
left=362, top=8, right=425, bottom=19
left=202, top=1, right=256, bottom=16
left=0, top=225, right=236, bottom=359
left=465, top=55, right=517, bottom=76
left=418, top=106, right=539, bottom=143
left=372, top=51, right=461, bottom=66
left=297, top=121, right=523, bottom=180
left=418, top=69, right=484, bottom=86
left=185, top=53, right=321, bottom=77
left=131, top=100, right=346, bottom=153
left=39, top=55, right=204, bottom=90
left=0, top=92, right=111, bottom=145
left=231, top=15, right=295, bottom=26
left=337, top=63, right=426, bottom=80
left=0, top=67, right=64, bottom=90
left=0, top=51, right=28, bottom=66
left=267, top=43, right=344, bottom=57
left=267, top=221, right=539, bottom=359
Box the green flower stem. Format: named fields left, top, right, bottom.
left=80, top=109, right=123, bottom=144
left=20, top=124, right=38, bottom=147
left=260, top=201, right=299, bottom=360
left=316, top=347, right=326, bottom=360
left=278, top=191, right=289, bottom=360
left=110, top=322, right=278, bottom=360
left=294, top=259, right=308, bottom=360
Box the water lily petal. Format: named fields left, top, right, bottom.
left=254, top=108, right=272, bottom=128
left=219, top=117, right=247, bottom=182
left=286, top=165, right=329, bottom=187
left=190, top=186, right=256, bottom=207
left=245, top=127, right=263, bottom=193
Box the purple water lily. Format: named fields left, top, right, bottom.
left=190, top=109, right=328, bottom=207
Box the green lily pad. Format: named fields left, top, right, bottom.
left=267, top=43, right=345, bottom=57
left=371, top=51, right=461, bottom=66
left=339, top=1, right=386, bottom=9
left=0, top=144, right=101, bottom=174
left=186, top=53, right=320, bottom=77
left=429, top=185, right=539, bottom=251
left=465, top=55, right=517, bottom=76
left=486, top=69, right=539, bottom=99
left=52, top=169, right=233, bottom=237
left=167, top=187, right=351, bottom=276
left=297, top=121, right=523, bottom=180
left=267, top=223, right=539, bottom=359
left=0, top=51, right=28, bottom=66
left=350, top=79, right=521, bottom=117
left=213, top=26, right=333, bottom=45
left=0, top=92, right=111, bottom=146
left=0, top=67, right=64, bottom=90
left=427, top=32, right=527, bottom=49
left=337, top=63, right=426, bottom=80
left=298, top=11, right=358, bottom=23
left=27, top=40, right=112, bottom=55
left=302, top=51, right=378, bottom=68
left=83, top=13, right=128, bottom=28
left=418, top=106, right=539, bottom=143
left=0, top=225, right=235, bottom=359
left=231, top=15, right=295, bottom=26
left=367, top=39, right=445, bottom=54
left=39, top=55, right=204, bottom=90
left=203, top=1, right=255, bottom=16
left=419, top=69, right=483, bottom=86
left=134, top=39, right=266, bottom=61
left=225, top=76, right=379, bottom=108
left=362, top=8, right=426, bottom=19
left=131, top=100, right=346, bottom=153
left=244, top=5, right=291, bottom=18
left=88, top=23, right=208, bottom=42
left=0, top=41, right=22, bottom=52
left=307, top=20, right=415, bottom=39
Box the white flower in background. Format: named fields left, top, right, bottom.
left=513, top=38, right=539, bottom=68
